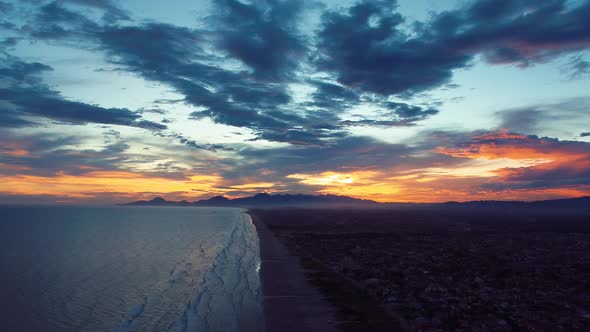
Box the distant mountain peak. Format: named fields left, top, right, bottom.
left=121, top=194, right=590, bottom=209
left=207, top=195, right=229, bottom=202
left=122, top=192, right=377, bottom=207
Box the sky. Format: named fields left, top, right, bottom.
left=0, top=0, right=590, bottom=204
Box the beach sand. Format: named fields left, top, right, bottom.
left=249, top=212, right=340, bottom=332
left=249, top=210, right=405, bottom=332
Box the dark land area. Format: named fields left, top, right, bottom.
left=250, top=206, right=590, bottom=332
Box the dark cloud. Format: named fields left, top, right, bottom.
left=8, top=3, right=336, bottom=144
left=0, top=55, right=166, bottom=130
left=4, top=88, right=166, bottom=129
left=497, top=108, right=543, bottom=134
left=139, top=108, right=167, bottom=115
left=6, top=0, right=441, bottom=145
left=307, top=79, right=361, bottom=110
left=98, top=23, right=201, bottom=72
left=497, top=164, right=590, bottom=186
left=0, top=130, right=200, bottom=180
left=9, top=0, right=586, bottom=150
left=58, top=0, right=130, bottom=23
left=19, top=0, right=127, bottom=42
left=462, top=0, right=590, bottom=66
left=25, top=1, right=100, bottom=41
left=153, top=98, right=184, bottom=105
left=226, top=135, right=458, bottom=183
left=564, top=55, right=590, bottom=79
left=0, top=132, right=106, bottom=177
left=152, top=131, right=233, bottom=152
left=0, top=1, right=13, bottom=13
left=0, top=58, right=52, bottom=82
left=0, top=110, right=37, bottom=128
left=496, top=98, right=590, bottom=136
left=0, top=37, right=18, bottom=48
left=581, top=132, right=590, bottom=137
left=340, top=101, right=439, bottom=127
left=317, top=0, right=444, bottom=95
left=317, top=0, right=590, bottom=95
left=211, top=0, right=307, bottom=81
left=98, top=22, right=347, bottom=145
left=383, top=101, right=438, bottom=119
left=102, top=128, right=120, bottom=143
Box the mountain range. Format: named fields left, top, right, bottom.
left=122, top=193, right=590, bottom=209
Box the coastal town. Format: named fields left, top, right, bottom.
left=254, top=207, right=590, bottom=331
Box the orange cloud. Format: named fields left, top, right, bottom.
left=431, top=130, right=590, bottom=198
left=0, top=163, right=31, bottom=172
left=283, top=131, right=590, bottom=202
left=435, top=131, right=588, bottom=163
left=0, top=143, right=29, bottom=157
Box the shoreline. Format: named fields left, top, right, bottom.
left=173, top=210, right=264, bottom=332
left=247, top=211, right=340, bottom=332
left=248, top=210, right=405, bottom=332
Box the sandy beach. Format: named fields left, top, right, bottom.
left=249, top=210, right=405, bottom=332
left=248, top=212, right=340, bottom=332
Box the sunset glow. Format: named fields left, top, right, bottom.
left=1, top=0, right=589, bottom=204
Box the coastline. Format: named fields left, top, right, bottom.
left=173, top=209, right=264, bottom=332
left=247, top=211, right=340, bottom=332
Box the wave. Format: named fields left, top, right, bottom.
left=112, top=296, right=147, bottom=332
left=170, top=212, right=264, bottom=332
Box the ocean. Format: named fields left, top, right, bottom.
left=0, top=206, right=263, bottom=332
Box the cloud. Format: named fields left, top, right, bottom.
left=221, top=130, right=590, bottom=201
left=20, top=0, right=128, bottom=42
left=153, top=131, right=232, bottom=152
left=307, top=79, right=361, bottom=110
left=97, top=22, right=348, bottom=145
left=0, top=109, right=37, bottom=128
left=317, top=0, right=453, bottom=95
left=497, top=108, right=544, bottom=134
left=0, top=1, right=13, bottom=13
left=340, top=101, right=439, bottom=127
left=25, top=1, right=100, bottom=41
left=58, top=0, right=130, bottom=22
left=211, top=0, right=307, bottom=81
left=385, top=102, right=438, bottom=119
left=316, top=0, right=590, bottom=95
left=495, top=97, right=590, bottom=136
left=0, top=132, right=111, bottom=177
left=564, top=55, right=590, bottom=79
left=0, top=55, right=166, bottom=130
left=434, top=130, right=590, bottom=191
left=5, top=0, right=443, bottom=145
left=231, top=135, right=439, bottom=182
left=0, top=129, right=217, bottom=181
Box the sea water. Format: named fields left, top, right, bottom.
left=0, top=206, right=263, bottom=332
